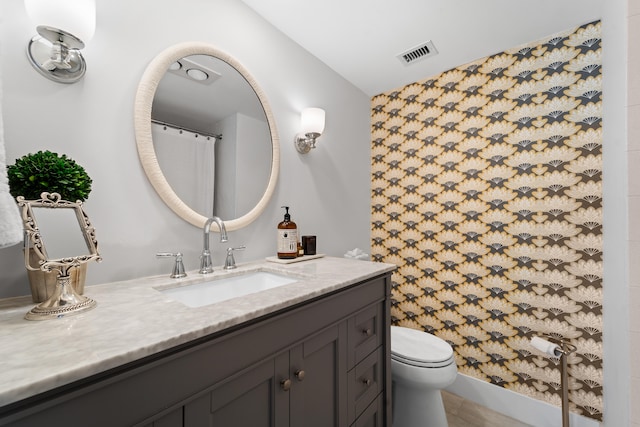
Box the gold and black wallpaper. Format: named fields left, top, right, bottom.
left=371, top=21, right=602, bottom=420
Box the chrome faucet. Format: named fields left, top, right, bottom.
left=200, top=216, right=228, bottom=274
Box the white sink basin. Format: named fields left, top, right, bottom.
left=159, top=271, right=299, bottom=308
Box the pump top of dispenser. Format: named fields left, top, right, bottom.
left=281, top=206, right=291, bottom=222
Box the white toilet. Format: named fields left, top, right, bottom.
left=390, top=326, right=458, bottom=427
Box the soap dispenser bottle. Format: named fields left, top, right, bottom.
left=277, top=206, right=298, bottom=259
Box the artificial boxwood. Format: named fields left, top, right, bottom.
left=7, top=150, right=92, bottom=202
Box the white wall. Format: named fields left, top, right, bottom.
left=602, top=0, right=631, bottom=426
left=0, top=0, right=373, bottom=297
left=627, top=0, right=640, bottom=425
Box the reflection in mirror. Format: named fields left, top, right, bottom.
left=151, top=125, right=218, bottom=217
left=135, top=42, right=279, bottom=231
left=31, top=207, right=92, bottom=260
left=152, top=54, right=271, bottom=219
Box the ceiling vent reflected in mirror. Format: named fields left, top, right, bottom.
left=397, top=40, right=438, bottom=66
left=168, top=57, right=222, bottom=85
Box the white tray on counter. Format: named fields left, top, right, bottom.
left=265, top=254, right=325, bottom=264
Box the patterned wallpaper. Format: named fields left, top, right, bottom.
left=371, top=21, right=603, bottom=420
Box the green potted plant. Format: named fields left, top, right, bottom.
left=7, top=150, right=93, bottom=302
left=8, top=150, right=92, bottom=202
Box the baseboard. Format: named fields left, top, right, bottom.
left=445, top=373, right=601, bottom=427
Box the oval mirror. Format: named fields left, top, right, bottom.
left=134, top=42, right=279, bottom=231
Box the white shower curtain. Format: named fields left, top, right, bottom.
left=152, top=123, right=216, bottom=217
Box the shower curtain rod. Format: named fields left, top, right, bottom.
left=152, top=119, right=222, bottom=140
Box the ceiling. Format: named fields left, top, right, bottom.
left=241, top=0, right=603, bottom=96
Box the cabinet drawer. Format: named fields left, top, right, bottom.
left=347, top=303, right=383, bottom=368
left=347, top=347, right=383, bottom=425
left=351, top=393, right=383, bottom=427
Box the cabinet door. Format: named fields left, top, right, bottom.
left=183, top=354, right=290, bottom=427
left=289, top=323, right=348, bottom=427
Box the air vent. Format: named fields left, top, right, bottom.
left=397, top=41, right=438, bottom=65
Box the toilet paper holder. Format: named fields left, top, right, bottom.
left=531, top=335, right=577, bottom=427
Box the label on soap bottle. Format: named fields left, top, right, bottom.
left=278, top=229, right=298, bottom=255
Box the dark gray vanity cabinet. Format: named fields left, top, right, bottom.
left=0, top=273, right=392, bottom=427
left=175, top=322, right=347, bottom=427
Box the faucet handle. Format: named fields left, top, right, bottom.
left=224, top=246, right=246, bottom=270
left=156, top=252, right=187, bottom=278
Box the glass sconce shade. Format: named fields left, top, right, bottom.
left=25, top=0, right=96, bottom=43
left=295, top=108, right=326, bottom=154
left=300, top=108, right=325, bottom=135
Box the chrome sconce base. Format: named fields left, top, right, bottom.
left=294, top=132, right=320, bottom=154
left=27, top=25, right=87, bottom=84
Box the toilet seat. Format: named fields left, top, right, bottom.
left=391, top=326, right=455, bottom=368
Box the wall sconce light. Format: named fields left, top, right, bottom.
left=24, top=0, right=96, bottom=84
left=294, top=108, right=326, bottom=154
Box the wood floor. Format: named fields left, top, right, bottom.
left=443, top=391, right=532, bottom=427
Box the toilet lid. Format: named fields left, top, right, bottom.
left=391, top=326, right=454, bottom=367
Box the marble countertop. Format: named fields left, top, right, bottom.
left=0, top=256, right=395, bottom=408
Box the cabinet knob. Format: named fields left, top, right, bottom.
left=362, top=378, right=372, bottom=387
left=362, top=328, right=373, bottom=337
left=295, top=370, right=306, bottom=381
left=280, top=379, right=292, bottom=391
